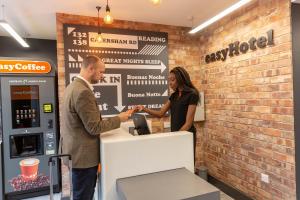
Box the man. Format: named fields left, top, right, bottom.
left=60, top=55, right=130, bottom=200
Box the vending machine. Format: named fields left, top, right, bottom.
left=1, top=138, right=3, bottom=200
left=1, top=98, right=3, bottom=200
left=0, top=58, right=59, bottom=199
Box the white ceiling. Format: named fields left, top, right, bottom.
left=0, top=0, right=243, bottom=40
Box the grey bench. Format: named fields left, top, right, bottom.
left=116, top=168, right=220, bottom=200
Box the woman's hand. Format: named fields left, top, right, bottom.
left=126, top=106, right=143, bottom=116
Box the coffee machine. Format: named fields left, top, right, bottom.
left=0, top=58, right=59, bottom=199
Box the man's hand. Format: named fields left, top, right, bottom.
left=118, top=112, right=130, bottom=122
left=134, top=105, right=145, bottom=111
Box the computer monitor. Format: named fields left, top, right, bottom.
left=132, top=114, right=151, bottom=135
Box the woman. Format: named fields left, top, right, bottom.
left=136, top=66, right=200, bottom=162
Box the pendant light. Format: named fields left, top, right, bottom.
left=96, top=6, right=103, bottom=43
left=103, top=0, right=113, bottom=24
left=150, top=0, right=162, bottom=5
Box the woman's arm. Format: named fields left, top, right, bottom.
left=179, top=104, right=197, bottom=131
left=138, top=100, right=171, bottom=118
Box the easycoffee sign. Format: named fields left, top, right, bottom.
left=0, top=60, right=51, bottom=74
left=205, top=29, right=274, bottom=63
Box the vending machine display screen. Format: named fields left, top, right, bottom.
left=10, top=85, right=40, bottom=129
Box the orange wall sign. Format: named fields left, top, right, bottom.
left=0, top=60, right=51, bottom=74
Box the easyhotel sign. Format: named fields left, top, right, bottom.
left=0, top=60, right=51, bottom=74
left=205, top=29, right=274, bottom=63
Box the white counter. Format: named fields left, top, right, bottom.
left=99, top=122, right=194, bottom=200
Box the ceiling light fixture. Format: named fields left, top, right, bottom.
left=150, top=0, right=161, bottom=5
left=189, top=0, right=252, bottom=34
left=96, top=6, right=103, bottom=43
left=104, top=0, right=113, bottom=24
left=0, top=4, right=29, bottom=47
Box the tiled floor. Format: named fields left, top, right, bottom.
left=24, top=191, right=234, bottom=200
left=23, top=176, right=234, bottom=200
left=221, top=191, right=235, bottom=200
left=25, top=193, right=61, bottom=200
left=24, top=184, right=100, bottom=200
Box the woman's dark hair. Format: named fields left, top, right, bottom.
left=170, top=66, right=199, bottom=101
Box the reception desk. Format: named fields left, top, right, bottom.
left=99, top=122, right=194, bottom=200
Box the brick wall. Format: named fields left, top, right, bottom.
left=198, top=0, right=295, bottom=199
left=56, top=0, right=295, bottom=199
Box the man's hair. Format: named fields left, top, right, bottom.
left=82, top=55, right=101, bottom=69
